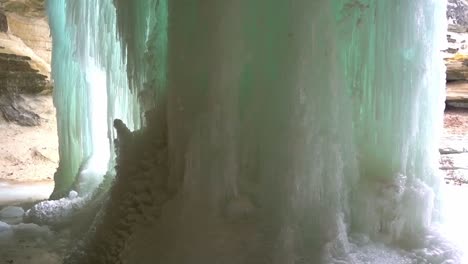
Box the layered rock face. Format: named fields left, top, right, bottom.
left=0, top=0, right=58, bottom=185
left=1, top=0, right=51, bottom=64
left=0, top=53, right=48, bottom=94
left=446, top=0, right=468, bottom=106
left=0, top=0, right=51, bottom=125
left=0, top=0, right=50, bottom=80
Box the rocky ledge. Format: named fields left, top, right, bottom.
left=445, top=1, right=468, bottom=108
left=0, top=52, right=50, bottom=126
left=0, top=53, right=48, bottom=94
left=0, top=1, right=51, bottom=127
left=444, top=1, right=468, bottom=108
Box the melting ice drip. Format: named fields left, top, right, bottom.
left=46, top=0, right=458, bottom=263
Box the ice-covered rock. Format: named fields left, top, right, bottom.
left=0, top=206, right=24, bottom=218
left=68, top=190, right=78, bottom=199
left=0, top=220, right=14, bottom=242
left=12, top=223, right=52, bottom=240
left=0, top=206, right=24, bottom=224
left=26, top=196, right=87, bottom=226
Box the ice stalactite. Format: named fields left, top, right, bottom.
left=341, top=0, right=447, bottom=245
left=47, top=0, right=448, bottom=263
left=47, top=0, right=88, bottom=199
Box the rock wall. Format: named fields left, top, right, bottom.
left=0, top=53, right=48, bottom=94
left=0, top=0, right=50, bottom=83
left=448, top=0, right=468, bottom=28
left=446, top=0, right=468, bottom=107
left=0, top=0, right=51, bottom=64
left=6, top=14, right=51, bottom=64
left=0, top=0, right=51, bottom=125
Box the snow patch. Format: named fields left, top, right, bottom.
left=0, top=206, right=24, bottom=224
left=26, top=192, right=87, bottom=226
left=0, top=221, right=14, bottom=242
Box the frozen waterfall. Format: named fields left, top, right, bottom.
left=46, top=0, right=451, bottom=263
left=47, top=0, right=141, bottom=198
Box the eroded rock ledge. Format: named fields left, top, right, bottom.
left=0, top=0, right=51, bottom=126
left=446, top=0, right=468, bottom=107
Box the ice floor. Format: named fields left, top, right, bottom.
left=438, top=184, right=468, bottom=263
left=0, top=181, right=66, bottom=264
left=0, top=181, right=53, bottom=206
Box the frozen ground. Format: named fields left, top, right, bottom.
left=0, top=181, right=54, bottom=207
left=0, top=203, right=70, bottom=264
left=0, top=220, right=68, bottom=264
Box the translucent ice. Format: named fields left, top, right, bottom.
left=47, top=0, right=448, bottom=263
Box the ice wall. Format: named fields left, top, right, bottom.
left=341, top=1, right=447, bottom=242
left=47, top=0, right=447, bottom=263
left=157, top=1, right=446, bottom=262
left=47, top=0, right=141, bottom=198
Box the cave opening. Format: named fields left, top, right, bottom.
left=4, top=0, right=468, bottom=263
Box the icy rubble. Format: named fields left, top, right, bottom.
left=25, top=191, right=87, bottom=226
left=0, top=219, right=65, bottom=264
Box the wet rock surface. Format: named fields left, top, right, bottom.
left=0, top=12, right=7, bottom=32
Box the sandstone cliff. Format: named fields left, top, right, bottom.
left=0, top=0, right=51, bottom=125
left=446, top=0, right=468, bottom=106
